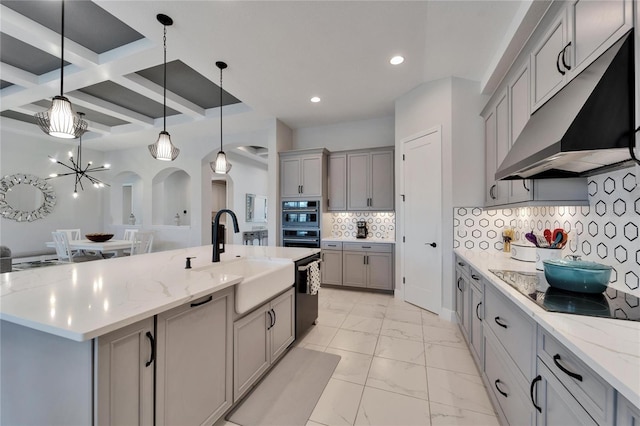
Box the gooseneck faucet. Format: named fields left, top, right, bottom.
left=212, top=209, right=240, bottom=262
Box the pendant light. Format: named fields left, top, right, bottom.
left=148, top=14, right=180, bottom=161
left=210, top=61, right=232, bottom=174
left=34, top=0, right=87, bottom=139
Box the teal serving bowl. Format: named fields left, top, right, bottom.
left=542, top=259, right=612, bottom=293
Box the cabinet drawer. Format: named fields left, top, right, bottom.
left=538, top=329, right=615, bottom=425
left=321, top=241, right=343, bottom=250
left=484, top=329, right=535, bottom=426
left=484, top=285, right=535, bottom=380
left=468, top=267, right=483, bottom=291
left=342, top=242, right=392, bottom=253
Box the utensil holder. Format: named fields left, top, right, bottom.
left=536, top=248, right=562, bottom=270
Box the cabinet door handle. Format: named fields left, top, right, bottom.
left=271, top=308, right=277, bottom=327
left=489, top=184, right=497, bottom=199
left=476, top=302, right=483, bottom=321
left=553, top=354, right=583, bottom=381
left=556, top=49, right=566, bottom=75
left=457, top=262, right=465, bottom=267
left=300, top=185, right=303, bottom=194
left=561, top=42, right=572, bottom=71
left=145, top=331, right=155, bottom=368
left=426, top=242, right=437, bottom=247
left=190, top=295, right=212, bottom=307
left=457, top=277, right=463, bottom=291
left=494, top=379, right=508, bottom=398
left=494, top=316, right=508, bottom=328
left=530, top=375, right=542, bottom=413
left=471, top=274, right=480, bottom=281
left=267, top=310, right=274, bottom=330
left=362, top=246, right=372, bottom=249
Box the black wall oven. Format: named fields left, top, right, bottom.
left=281, top=200, right=321, bottom=248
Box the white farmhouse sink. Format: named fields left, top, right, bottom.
left=194, top=257, right=295, bottom=314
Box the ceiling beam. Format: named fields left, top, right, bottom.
left=67, top=91, right=154, bottom=128
left=0, top=63, right=39, bottom=87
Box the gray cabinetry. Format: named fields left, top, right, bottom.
left=97, top=318, right=154, bottom=426
left=455, top=266, right=469, bottom=338
left=531, top=11, right=568, bottom=111
left=342, top=242, right=393, bottom=290
left=469, top=276, right=483, bottom=364
left=483, top=91, right=509, bottom=206
left=156, top=288, right=233, bottom=426
left=346, top=149, right=394, bottom=211
left=536, top=329, right=615, bottom=425
left=454, top=256, right=483, bottom=366
left=617, top=393, right=640, bottom=426
left=327, top=153, right=347, bottom=211
left=233, top=288, right=295, bottom=401
left=534, top=361, right=598, bottom=426
left=507, top=63, right=532, bottom=204
left=321, top=241, right=343, bottom=285
left=280, top=149, right=327, bottom=199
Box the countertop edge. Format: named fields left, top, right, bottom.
left=454, top=249, right=640, bottom=410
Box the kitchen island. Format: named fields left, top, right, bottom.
left=455, top=249, right=640, bottom=423
left=0, top=244, right=319, bottom=425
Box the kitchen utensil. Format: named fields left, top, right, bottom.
left=558, top=231, right=568, bottom=249
left=85, top=233, right=114, bottom=242
left=543, top=229, right=552, bottom=244
left=535, top=233, right=550, bottom=248
left=525, top=232, right=539, bottom=247
left=542, top=258, right=612, bottom=293
left=550, top=231, right=563, bottom=248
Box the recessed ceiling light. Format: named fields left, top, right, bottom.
left=390, top=56, right=404, bottom=65
left=310, top=96, right=321, bottom=103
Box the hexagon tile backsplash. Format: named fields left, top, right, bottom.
left=454, top=168, right=640, bottom=296
left=329, top=212, right=395, bottom=239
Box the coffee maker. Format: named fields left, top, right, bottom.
left=356, top=220, right=368, bottom=239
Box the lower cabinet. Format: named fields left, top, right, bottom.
left=455, top=266, right=470, bottom=338
left=96, top=318, right=155, bottom=426
left=155, top=288, right=234, bottom=426
left=469, top=280, right=483, bottom=364
left=454, top=257, right=483, bottom=366
left=532, top=361, right=598, bottom=426
left=617, top=393, right=640, bottom=426
left=321, top=241, right=343, bottom=285
left=342, top=242, right=394, bottom=290
left=233, top=288, right=295, bottom=401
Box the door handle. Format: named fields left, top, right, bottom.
left=190, top=295, right=212, bottom=307
left=530, top=375, right=542, bottom=413
left=476, top=301, right=483, bottom=321
left=561, top=42, right=572, bottom=71
left=300, top=185, right=303, bottom=194
left=494, top=316, right=508, bottom=328
left=553, top=354, right=582, bottom=381
left=556, top=49, right=566, bottom=75
left=145, top=331, right=155, bottom=367
left=457, top=277, right=463, bottom=291
left=272, top=308, right=276, bottom=326
left=426, top=242, right=437, bottom=247
left=494, top=379, right=508, bottom=398
left=489, top=184, right=497, bottom=199
left=267, top=310, right=274, bottom=329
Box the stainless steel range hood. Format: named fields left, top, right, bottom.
left=496, top=30, right=635, bottom=180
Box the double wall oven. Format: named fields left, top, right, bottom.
left=281, top=200, right=321, bottom=248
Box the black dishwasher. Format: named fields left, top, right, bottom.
left=294, top=253, right=321, bottom=339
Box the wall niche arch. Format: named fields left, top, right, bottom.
left=110, top=171, right=143, bottom=225
left=152, top=168, right=191, bottom=226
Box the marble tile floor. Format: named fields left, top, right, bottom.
left=218, top=287, right=499, bottom=426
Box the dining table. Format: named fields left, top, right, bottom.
left=45, top=239, right=132, bottom=258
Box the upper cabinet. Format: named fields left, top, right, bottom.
left=327, top=147, right=394, bottom=212
left=531, top=0, right=632, bottom=112
left=327, top=153, right=347, bottom=211
left=280, top=149, right=328, bottom=199
left=346, top=149, right=394, bottom=211
left=484, top=91, right=509, bottom=206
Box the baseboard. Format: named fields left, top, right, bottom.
left=440, top=307, right=457, bottom=323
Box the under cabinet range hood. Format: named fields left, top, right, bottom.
left=496, top=30, right=635, bottom=180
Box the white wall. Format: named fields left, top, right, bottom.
left=227, top=154, right=268, bottom=244
left=293, top=116, right=394, bottom=151
left=0, top=125, right=105, bottom=256
left=395, top=77, right=485, bottom=319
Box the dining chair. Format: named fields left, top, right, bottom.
left=56, top=229, right=81, bottom=241
left=123, top=229, right=138, bottom=241
left=51, top=231, right=98, bottom=263
left=130, top=232, right=153, bottom=255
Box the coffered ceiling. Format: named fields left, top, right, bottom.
left=0, top=1, right=533, bottom=152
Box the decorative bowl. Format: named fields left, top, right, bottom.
left=85, top=233, right=114, bottom=243
left=542, top=258, right=612, bottom=293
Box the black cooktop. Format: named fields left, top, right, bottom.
left=489, top=269, right=640, bottom=322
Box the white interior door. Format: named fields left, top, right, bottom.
left=402, top=129, right=442, bottom=314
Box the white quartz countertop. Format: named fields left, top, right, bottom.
left=0, top=245, right=319, bottom=342
left=454, top=249, right=640, bottom=410
left=322, top=237, right=396, bottom=244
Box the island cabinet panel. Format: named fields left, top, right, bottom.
left=96, top=317, right=154, bottom=426
left=156, top=288, right=233, bottom=426
left=0, top=321, right=93, bottom=426
left=233, top=288, right=295, bottom=401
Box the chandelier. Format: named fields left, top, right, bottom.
left=34, top=0, right=87, bottom=139
left=47, top=113, right=110, bottom=198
